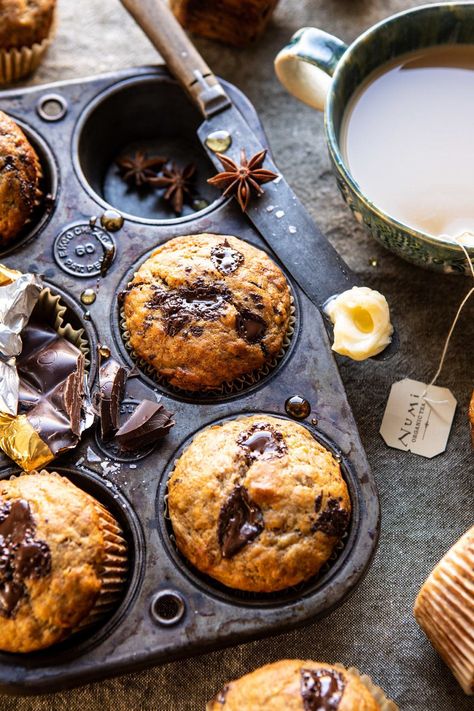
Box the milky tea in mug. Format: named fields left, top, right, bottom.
left=340, top=45, right=474, bottom=242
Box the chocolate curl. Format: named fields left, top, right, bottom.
left=115, top=400, right=174, bottom=451
left=0, top=266, right=42, bottom=415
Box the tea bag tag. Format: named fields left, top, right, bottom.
left=380, top=378, right=457, bottom=458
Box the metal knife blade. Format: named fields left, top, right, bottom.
left=198, top=105, right=357, bottom=309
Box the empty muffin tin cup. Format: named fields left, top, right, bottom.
left=74, top=76, right=224, bottom=223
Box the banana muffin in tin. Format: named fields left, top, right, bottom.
left=207, top=659, right=398, bottom=710
left=0, top=110, right=43, bottom=245
left=121, top=233, right=291, bottom=391
left=168, top=415, right=351, bottom=593
left=0, top=470, right=128, bottom=653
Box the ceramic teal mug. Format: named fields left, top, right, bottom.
left=275, top=2, right=474, bottom=274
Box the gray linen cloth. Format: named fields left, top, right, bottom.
left=1, top=0, right=472, bottom=709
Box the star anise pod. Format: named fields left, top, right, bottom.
left=149, top=162, right=196, bottom=215
left=116, top=150, right=167, bottom=188
left=207, top=148, right=278, bottom=211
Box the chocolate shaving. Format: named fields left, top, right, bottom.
left=300, top=668, right=346, bottom=711
left=0, top=499, right=51, bottom=617
left=217, top=485, right=263, bottom=558
left=115, top=400, right=174, bottom=451
left=95, top=347, right=128, bottom=441
left=235, top=309, right=266, bottom=343
left=146, top=280, right=231, bottom=336
left=311, top=497, right=350, bottom=538
left=17, top=320, right=87, bottom=455
left=211, top=241, right=244, bottom=275
left=237, top=422, right=287, bottom=462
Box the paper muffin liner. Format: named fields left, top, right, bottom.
left=120, top=295, right=296, bottom=397
left=334, top=665, right=399, bottom=710
left=0, top=10, right=56, bottom=84
left=36, top=287, right=90, bottom=366
left=75, top=492, right=129, bottom=630
left=414, top=526, right=474, bottom=695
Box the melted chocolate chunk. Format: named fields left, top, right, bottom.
left=314, top=494, right=323, bottom=513
left=211, top=241, right=244, bottom=275
left=300, top=668, right=346, bottom=711
left=237, top=422, right=287, bottom=462
left=0, top=499, right=51, bottom=617
left=312, top=497, right=350, bottom=538
left=146, top=280, right=231, bottom=336
left=235, top=309, right=266, bottom=344
left=218, top=486, right=263, bottom=558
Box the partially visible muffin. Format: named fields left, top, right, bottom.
left=207, top=660, right=398, bottom=710
left=0, top=111, right=43, bottom=244
left=414, top=526, right=474, bottom=695
left=121, top=234, right=291, bottom=391
left=168, top=415, right=350, bottom=592
left=0, top=0, right=56, bottom=82
left=0, top=0, right=55, bottom=49
left=0, top=470, right=128, bottom=653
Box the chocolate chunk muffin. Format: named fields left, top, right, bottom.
left=121, top=234, right=291, bottom=391
left=0, top=470, right=128, bottom=653
left=207, top=660, right=398, bottom=710
left=168, top=415, right=350, bottom=592
left=0, top=0, right=56, bottom=82
left=0, top=111, right=43, bottom=245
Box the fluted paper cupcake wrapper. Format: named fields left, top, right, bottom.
left=414, top=526, right=474, bottom=695
left=120, top=296, right=296, bottom=397
left=0, top=11, right=56, bottom=84
left=38, top=288, right=90, bottom=365
left=334, top=665, right=399, bottom=710
left=74, top=495, right=128, bottom=630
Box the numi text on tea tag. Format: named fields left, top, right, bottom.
left=380, top=378, right=457, bottom=458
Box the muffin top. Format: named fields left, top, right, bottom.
left=0, top=470, right=124, bottom=653
left=122, top=234, right=291, bottom=391
left=207, top=660, right=384, bottom=711
left=168, top=415, right=350, bottom=592
left=0, top=111, right=42, bottom=244
left=0, top=0, right=55, bottom=49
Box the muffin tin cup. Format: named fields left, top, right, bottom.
left=0, top=66, right=379, bottom=694
left=158, top=413, right=359, bottom=607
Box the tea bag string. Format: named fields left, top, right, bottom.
left=422, top=237, right=474, bottom=405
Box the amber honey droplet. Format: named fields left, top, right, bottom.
left=100, top=210, right=124, bottom=232
left=285, top=395, right=311, bottom=420
left=205, top=130, right=232, bottom=153
left=80, top=288, right=96, bottom=305
left=98, top=344, right=111, bottom=358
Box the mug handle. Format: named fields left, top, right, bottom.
left=275, top=27, right=348, bottom=111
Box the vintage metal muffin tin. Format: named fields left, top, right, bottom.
left=0, top=66, right=379, bottom=694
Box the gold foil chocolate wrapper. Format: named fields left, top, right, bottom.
left=0, top=413, right=53, bottom=471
